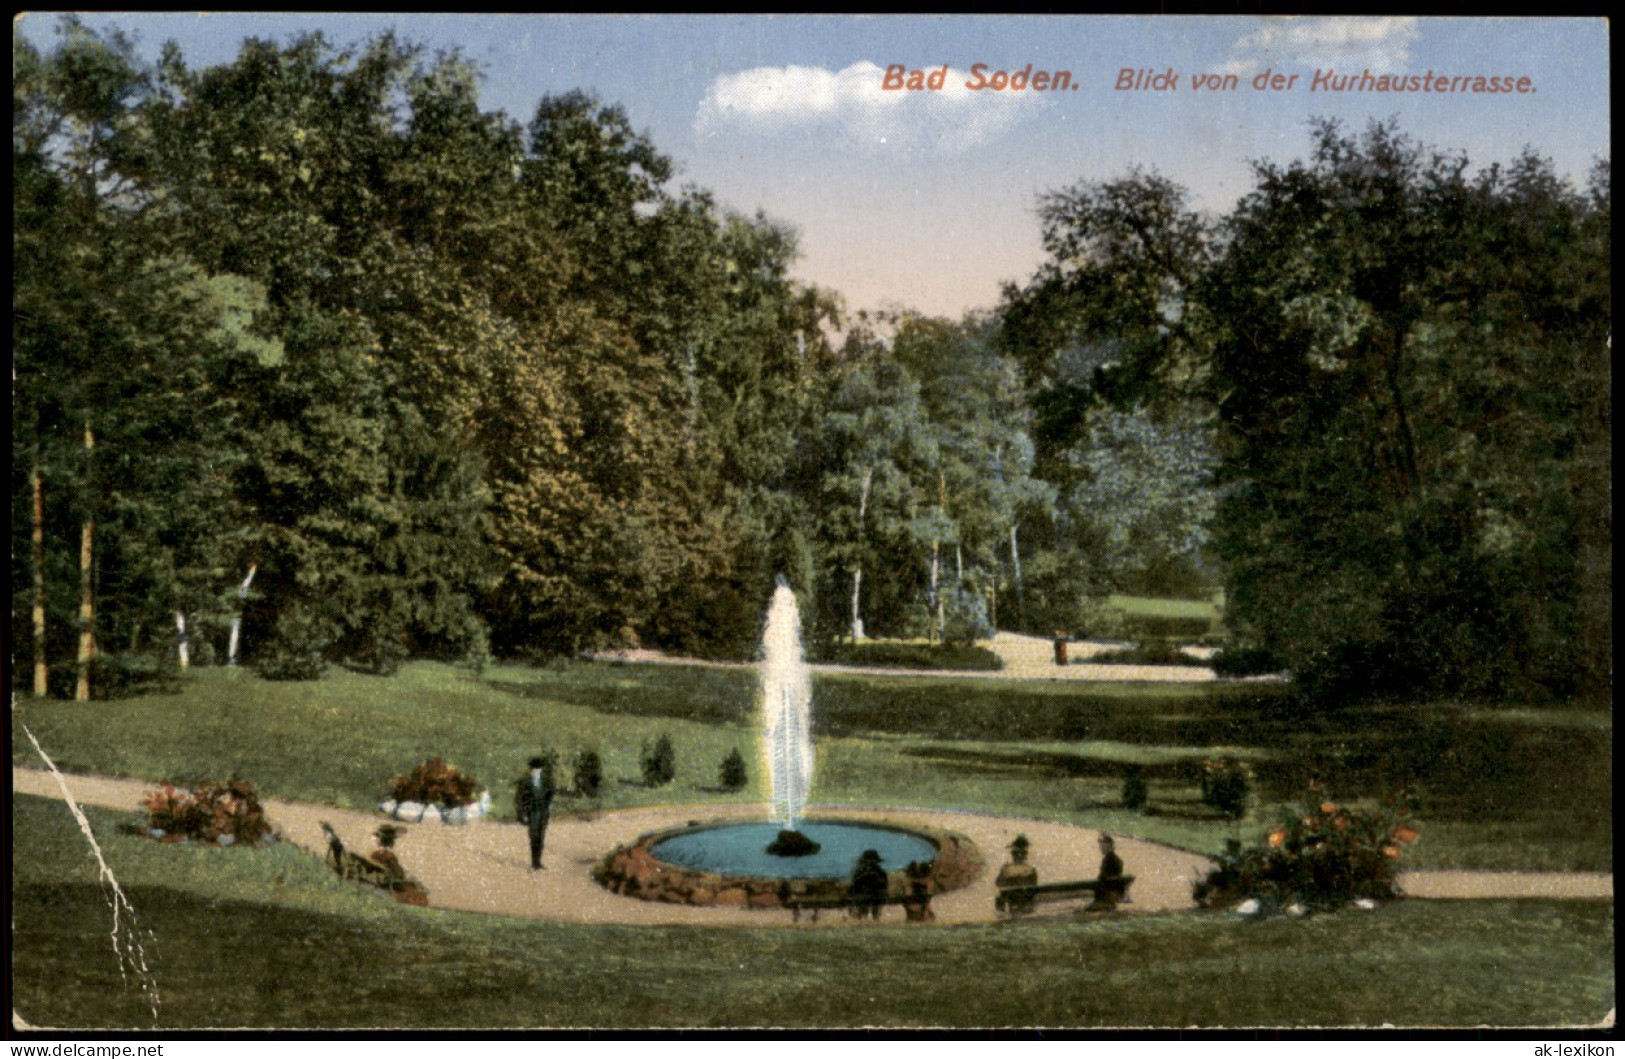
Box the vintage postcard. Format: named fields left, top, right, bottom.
left=10, top=13, right=1611, bottom=1037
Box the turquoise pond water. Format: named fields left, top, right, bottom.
left=649, top=821, right=938, bottom=880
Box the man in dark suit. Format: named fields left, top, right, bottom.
left=517, top=755, right=555, bottom=870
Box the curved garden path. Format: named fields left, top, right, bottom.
left=601, top=630, right=1288, bottom=684
left=12, top=768, right=1611, bottom=927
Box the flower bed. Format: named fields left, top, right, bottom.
left=142, top=778, right=274, bottom=846
left=379, top=756, right=490, bottom=824
left=1194, top=783, right=1420, bottom=914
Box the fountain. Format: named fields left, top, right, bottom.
left=592, top=579, right=983, bottom=907
left=760, top=575, right=818, bottom=856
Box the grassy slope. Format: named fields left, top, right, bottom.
left=11, top=660, right=1612, bottom=870
left=11, top=796, right=1614, bottom=1030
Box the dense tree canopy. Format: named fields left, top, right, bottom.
left=1005, top=119, right=1609, bottom=701
left=1202, top=122, right=1610, bottom=700
left=13, top=24, right=846, bottom=685
left=13, top=20, right=1607, bottom=706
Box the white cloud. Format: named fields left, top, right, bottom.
left=703, top=63, right=872, bottom=121
left=1223, top=16, right=1421, bottom=75
left=696, top=60, right=1040, bottom=152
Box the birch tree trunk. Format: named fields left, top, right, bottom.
left=175, top=611, right=190, bottom=670
left=1009, top=521, right=1025, bottom=626
left=934, top=472, right=948, bottom=642
left=849, top=465, right=873, bottom=641
left=936, top=542, right=949, bottom=639
left=32, top=460, right=48, bottom=697
left=227, top=564, right=257, bottom=666
left=75, top=425, right=96, bottom=702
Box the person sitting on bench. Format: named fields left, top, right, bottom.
left=370, top=824, right=408, bottom=879
left=849, top=849, right=889, bottom=920
left=1092, top=833, right=1126, bottom=910
left=902, top=860, right=936, bottom=922
left=995, top=835, right=1039, bottom=914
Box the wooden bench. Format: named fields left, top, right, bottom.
left=320, top=821, right=422, bottom=897
left=995, top=875, right=1134, bottom=917
left=783, top=891, right=934, bottom=923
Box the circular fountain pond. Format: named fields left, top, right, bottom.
left=653, top=821, right=936, bottom=879
left=594, top=817, right=984, bottom=908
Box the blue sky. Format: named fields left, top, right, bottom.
left=17, top=14, right=1610, bottom=319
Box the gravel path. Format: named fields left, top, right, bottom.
left=600, top=630, right=1287, bottom=684
left=13, top=767, right=1209, bottom=924
left=13, top=768, right=1611, bottom=926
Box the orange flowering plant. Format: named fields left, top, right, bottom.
left=1193, top=782, right=1420, bottom=912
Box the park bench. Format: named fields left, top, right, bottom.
left=782, top=891, right=934, bottom=923
left=320, top=821, right=425, bottom=899
left=995, top=874, right=1134, bottom=917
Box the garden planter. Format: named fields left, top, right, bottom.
left=378, top=790, right=492, bottom=824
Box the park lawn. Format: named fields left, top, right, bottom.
left=11, top=661, right=768, bottom=818
left=10, top=796, right=1613, bottom=1030
left=11, top=659, right=1613, bottom=870
left=1108, top=593, right=1224, bottom=620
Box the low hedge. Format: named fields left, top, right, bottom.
left=814, top=642, right=1002, bottom=671
left=1121, top=615, right=1216, bottom=641
left=1089, top=641, right=1193, bottom=666
left=1212, top=645, right=1287, bottom=677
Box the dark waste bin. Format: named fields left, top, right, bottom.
left=1054, top=633, right=1069, bottom=666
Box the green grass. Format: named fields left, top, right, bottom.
left=1108, top=593, right=1224, bottom=620
left=1105, top=593, right=1226, bottom=641
left=12, top=662, right=766, bottom=818
left=12, top=659, right=1613, bottom=870
left=10, top=796, right=1612, bottom=1030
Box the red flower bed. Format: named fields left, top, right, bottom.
left=143, top=778, right=271, bottom=846
left=390, top=756, right=478, bottom=809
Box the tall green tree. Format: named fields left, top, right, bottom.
left=893, top=313, right=1053, bottom=634
left=997, top=171, right=1215, bottom=628
left=1008, top=120, right=1607, bottom=700
left=806, top=330, right=938, bottom=641
left=14, top=23, right=266, bottom=696
left=1202, top=120, right=1608, bottom=699
left=643, top=207, right=841, bottom=656
left=138, top=33, right=507, bottom=669
left=1065, top=406, right=1218, bottom=599
left=1001, top=168, right=1213, bottom=460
